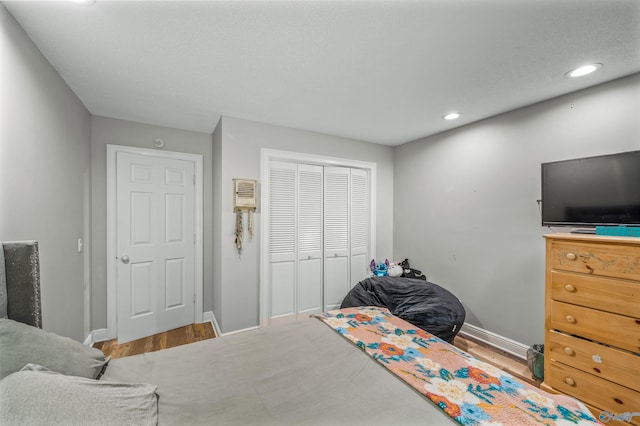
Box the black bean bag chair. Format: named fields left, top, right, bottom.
left=340, top=276, right=465, bottom=342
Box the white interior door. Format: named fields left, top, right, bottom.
left=323, top=167, right=350, bottom=311
left=297, top=164, right=323, bottom=317
left=116, top=151, right=195, bottom=343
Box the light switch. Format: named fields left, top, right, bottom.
left=77, top=238, right=83, bottom=253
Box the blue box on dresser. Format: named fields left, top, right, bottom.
left=595, top=226, right=640, bottom=237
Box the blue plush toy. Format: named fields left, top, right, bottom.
left=370, top=259, right=390, bottom=276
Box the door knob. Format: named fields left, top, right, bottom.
left=121, top=255, right=130, bottom=264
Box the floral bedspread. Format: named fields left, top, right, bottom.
left=315, top=307, right=601, bottom=426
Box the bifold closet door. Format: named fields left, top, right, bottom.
left=350, top=168, right=369, bottom=285
left=323, top=167, right=350, bottom=311
left=268, top=161, right=370, bottom=320
left=268, top=161, right=297, bottom=320
left=296, top=164, right=323, bottom=316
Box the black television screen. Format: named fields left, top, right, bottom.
left=541, top=150, right=640, bottom=227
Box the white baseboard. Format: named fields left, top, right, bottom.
left=221, top=325, right=260, bottom=337
left=459, top=322, right=528, bottom=360
left=203, top=311, right=221, bottom=337
left=83, top=328, right=109, bottom=346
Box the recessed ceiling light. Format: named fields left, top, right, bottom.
left=443, top=112, right=461, bottom=120
left=70, top=0, right=96, bottom=4
left=566, top=63, right=602, bottom=78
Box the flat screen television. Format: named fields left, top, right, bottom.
left=541, top=150, right=640, bottom=227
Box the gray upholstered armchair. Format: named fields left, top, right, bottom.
left=0, top=241, right=42, bottom=328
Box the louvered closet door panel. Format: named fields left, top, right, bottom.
left=269, top=161, right=297, bottom=318
left=324, top=167, right=350, bottom=311
left=350, top=168, right=369, bottom=287
left=297, top=164, right=323, bottom=315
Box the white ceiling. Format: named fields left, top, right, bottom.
left=4, top=0, right=640, bottom=146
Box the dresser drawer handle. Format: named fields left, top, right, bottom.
left=564, top=284, right=576, bottom=292
left=565, top=252, right=577, bottom=261
left=563, top=347, right=575, bottom=355
left=564, top=377, right=576, bottom=386
left=565, top=315, right=576, bottom=323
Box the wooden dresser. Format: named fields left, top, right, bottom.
left=543, top=234, right=640, bottom=425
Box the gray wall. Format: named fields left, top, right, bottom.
left=90, top=116, right=213, bottom=330
left=393, top=74, right=640, bottom=346
left=214, top=117, right=394, bottom=333
left=0, top=5, right=92, bottom=341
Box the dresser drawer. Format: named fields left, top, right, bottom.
left=547, top=362, right=640, bottom=425
left=547, top=330, right=640, bottom=392
left=550, top=270, right=640, bottom=317
left=550, top=301, right=640, bottom=353
left=550, top=240, right=640, bottom=281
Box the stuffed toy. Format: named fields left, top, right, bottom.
left=387, top=263, right=403, bottom=277
left=370, top=259, right=389, bottom=276
left=399, top=258, right=426, bottom=280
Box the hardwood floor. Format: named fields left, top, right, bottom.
left=453, top=334, right=540, bottom=387
left=94, top=322, right=215, bottom=359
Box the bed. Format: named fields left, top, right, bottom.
left=0, top=242, right=601, bottom=425
left=103, top=316, right=453, bottom=425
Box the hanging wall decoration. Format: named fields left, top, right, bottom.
left=247, top=209, right=254, bottom=240
left=234, top=209, right=243, bottom=253
left=232, top=179, right=257, bottom=254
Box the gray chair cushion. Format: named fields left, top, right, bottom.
left=0, top=318, right=109, bottom=380
left=0, top=368, right=158, bottom=426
